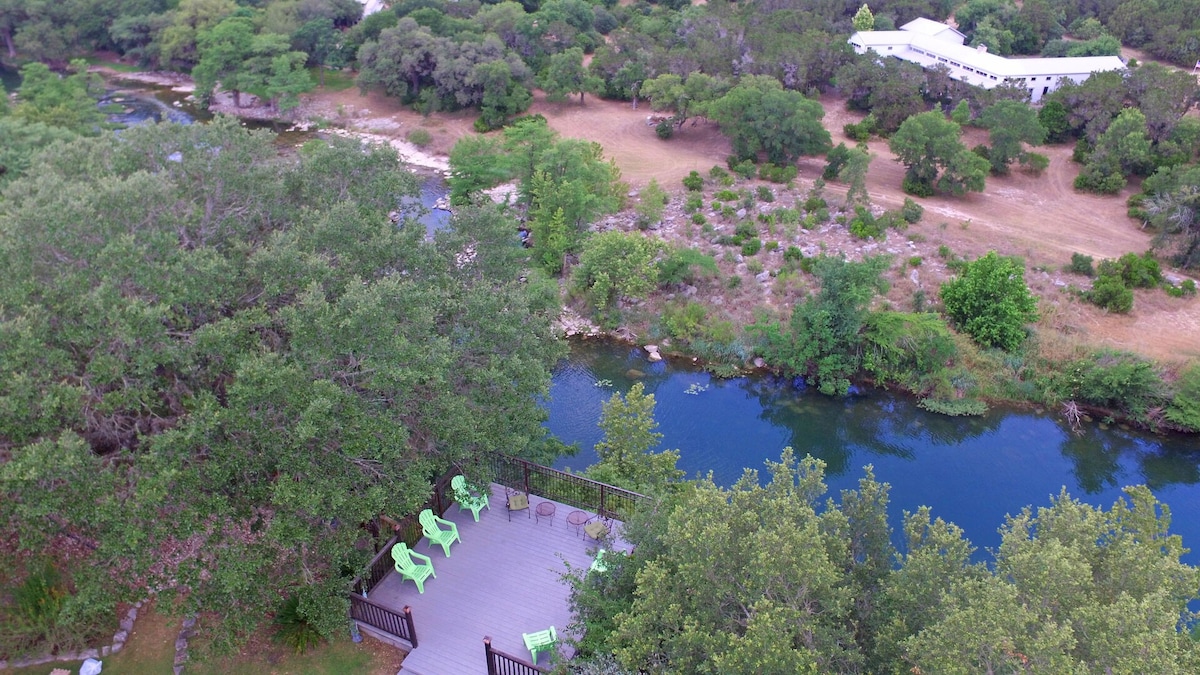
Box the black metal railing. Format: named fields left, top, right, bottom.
left=484, top=637, right=548, bottom=675
left=349, top=597, right=418, bottom=648
left=488, top=453, right=648, bottom=520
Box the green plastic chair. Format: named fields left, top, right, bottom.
left=451, top=475, right=490, bottom=522
left=522, top=625, right=558, bottom=664
left=419, top=508, right=461, bottom=557
left=391, top=542, right=435, bottom=593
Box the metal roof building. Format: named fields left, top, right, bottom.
left=849, top=19, right=1126, bottom=102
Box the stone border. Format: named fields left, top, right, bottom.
left=173, top=616, right=196, bottom=674
left=0, top=601, right=142, bottom=670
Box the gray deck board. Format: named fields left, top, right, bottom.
left=366, top=485, right=626, bottom=675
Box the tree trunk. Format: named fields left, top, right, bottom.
left=1, top=28, right=14, bottom=60
left=233, top=90, right=241, bottom=108
left=579, top=90, right=585, bottom=105
left=319, top=65, right=325, bottom=88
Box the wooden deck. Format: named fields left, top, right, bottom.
left=366, top=485, right=626, bottom=675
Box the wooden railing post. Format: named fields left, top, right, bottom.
left=484, top=636, right=497, bottom=675
left=403, top=605, right=418, bottom=648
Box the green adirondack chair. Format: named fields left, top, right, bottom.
left=451, top=475, right=490, bottom=522
left=391, top=542, right=435, bottom=593
left=419, top=508, right=461, bottom=557
left=522, top=625, right=558, bottom=664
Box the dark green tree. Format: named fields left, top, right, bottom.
left=939, top=250, right=1039, bottom=351
left=889, top=111, right=988, bottom=196
left=707, top=75, right=831, bottom=164
left=979, top=99, right=1046, bottom=174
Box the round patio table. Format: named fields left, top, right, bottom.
left=535, top=500, right=556, bottom=525
left=567, top=510, right=590, bottom=536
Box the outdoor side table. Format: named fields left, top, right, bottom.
left=567, top=510, right=590, bottom=536
left=535, top=501, right=556, bottom=525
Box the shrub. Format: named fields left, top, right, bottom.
left=765, top=240, right=780, bottom=252
left=844, top=113, right=877, bottom=142
left=741, top=238, right=763, bottom=256
left=711, top=200, right=722, bottom=211
left=715, top=189, right=739, bottom=202
left=656, top=119, right=674, bottom=139
left=691, top=212, right=706, bottom=225
left=407, top=128, right=432, bottom=146
left=803, top=196, right=827, bottom=212
left=1019, top=152, right=1050, bottom=175
left=919, top=398, right=988, bottom=416
left=901, top=197, right=924, bottom=224
left=848, top=206, right=884, bottom=240
left=1114, top=251, right=1162, bottom=288
left=783, top=246, right=803, bottom=262
left=1183, top=279, right=1197, bottom=296
left=636, top=178, right=668, bottom=229
left=275, top=593, right=324, bottom=654
left=902, top=176, right=935, bottom=197
left=726, top=275, right=742, bottom=289
left=662, top=301, right=709, bottom=341
left=721, top=205, right=736, bottom=220
left=1085, top=274, right=1133, bottom=313
left=759, top=164, right=798, bottom=183
left=709, top=165, right=730, bottom=181
left=685, top=194, right=704, bottom=212
left=1167, top=364, right=1200, bottom=430
left=734, top=221, right=757, bottom=239
left=732, top=159, right=758, bottom=180
left=746, top=259, right=764, bottom=274
left=937, top=245, right=953, bottom=259
left=658, top=246, right=718, bottom=285
left=940, top=251, right=1039, bottom=351
left=756, top=186, right=775, bottom=202
left=1069, top=253, right=1096, bottom=277
left=1061, top=350, right=1164, bottom=417
left=682, top=170, right=704, bottom=191
left=908, top=256, right=923, bottom=267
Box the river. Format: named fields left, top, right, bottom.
left=544, top=340, right=1200, bottom=564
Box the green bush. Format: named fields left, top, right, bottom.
left=683, top=170, right=704, bottom=191
left=691, top=212, right=706, bottom=225
left=848, top=206, right=884, bottom=240
left=658, top=246, right=718, bottom=285
left=759, top=164, right=798, bottom=183
left=902, top=176, right=935, bottom=197
left=715, top=189, right=739, bottom=202
left=662, top=301, right=709, bottom=341
left=407, top=128, right=432, bottom=146
left=803, top=196, right=827, bottom=212
left=685, top=194, right=704, bottom=212
left=1086, top=273, right=1133, bottom=312
left=901, top=197, right=924, bottom=224
left=1114, top=251, right=1162, bottom=288
left=726, top=275, right=742, bottom=289
left=1069, top=252, right=1095, bottom=277
left=275, top=593, right=324, bottom=654
left=732, top=159, right=758, bottom=180
left=775, top=207, right=800, bottom=224
left=741, top=238, right=763, bottom=256
left=940, top=251, right=1039, bottom=351
left=783, top=246, right=804, bottom=262
left=1019, top=152, right=1050, bottom=175
left=756, top=186, right=775, bottom=202
left=656, top=119, right=674, bottom=139
left=1167, top=364, right=1200, bottom=430
left=765, top=240, right=780, bottom=252
left=908, top=256, right=923, bottom=267
left=918, top=398, right=988, bottom=416
left=734, top=221, right=757, bottom=239
left=1060, top=350, right=1165, bottom=418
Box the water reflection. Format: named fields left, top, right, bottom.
left=544, top=340, right=1200, bottom=560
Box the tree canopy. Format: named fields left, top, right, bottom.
left=940, top=250, right=1040, bottom=351
left=0, top=119, right=565, bottom=650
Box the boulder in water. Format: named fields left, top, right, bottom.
left=626, top=369, right=645, bottom=379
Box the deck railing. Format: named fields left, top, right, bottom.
left=484, top=637, right=548, bottom=675
left=349, top=597, right=418, bottom=648
left=348, top=454, right=649, bottom=648
left=487, top=453, right=648, bottom=520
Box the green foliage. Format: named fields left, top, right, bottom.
left=682, top=170, right=704, bottom=191
left=852, top=3, right=875, bottom=31
left=0, top=121, right=566, bottom=652
left=752, top=255, right=892, bottom=395
left=823, top=142, right=851, bottom=181
left=708, top=75, right=831, bottom=165
left=14, top=61, right=105, bottom=135
left=407, top=128, right=433, bottom=146
left=274, top=593, right=324, bottom=654
left=1105, top=251, right=1163, bottom=288
left=901, top=197, right=924, bottom=224
left=635, top=178, right=668, bottom=229
left=741, top=238, right=763, bottom=256
left=843, top=113, right=877, bottom=142
left=890, top=111, right=988, bottom=196
left=1057, top=351, right=1165, bottom=418
left=863, top=311, right=958, bottom=394
left=1086, top=273, right=1134, bottom=312
left=587, top=383, right=683, bottom=493
left=731, top=159, right=758, bottom=180
left=657, top=247, right=718, bottom=286
left=759, top=163, right=798, bottom=183
left=918, top=397, right=988, bottom=416
left=1069, top=253, right=1096, bottom=277
left=575, top=231, right=662, bottom=309
left=848, top=207, right=885, bottom=240
left=756, top=186, right=775, bottom=202
left=979, top=100, right=1046, bottom=175
left=662, top=301, right=709, bottom=342
left=1019, top=151, right=1050, bottom=175
left=940, top=251, right=1039, bottom=351
left=1166, top=364, right=1200, bottom=430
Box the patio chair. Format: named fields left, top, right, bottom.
left=451, top=475, right=490, bottom=522
left=522, top=625, right=558, bottom=664
left=419, top=509, right=461, bottom=557
left=505, top=486, right=530, bottom=521
left=391, top=542, right=435, bottom=593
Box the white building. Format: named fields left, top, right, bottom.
left=849, top=18, right=1126, bottom=102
